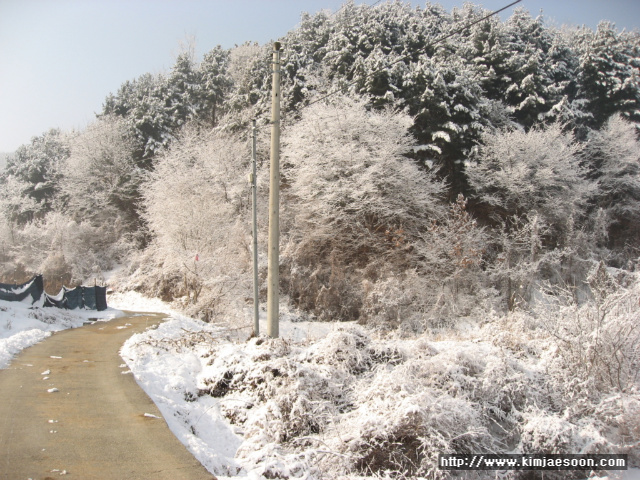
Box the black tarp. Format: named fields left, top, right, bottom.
left=83, top=286, right=97, bottom=310
left=95, top=286, right=107, bottom=311
left=43, top=284, right=107, bottom=311
left=64, top=286, right=83, bottom=310
left=0, top=275, right=44, bottom=304
left=43, top=289, right=67, bottom=309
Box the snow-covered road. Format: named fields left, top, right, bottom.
left=0, top=309, right=213, bottom=479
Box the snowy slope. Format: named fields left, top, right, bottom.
left=2, top=291, right=637, bottom=479
left=116, top=293, right=640, bottom=480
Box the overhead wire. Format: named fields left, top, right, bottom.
left=301, top=0, right=523, bottom=110
left=254, top=0, right=523, bottom=132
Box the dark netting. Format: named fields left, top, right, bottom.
left=0, top=275, right=44, bottom=304
left=1, top=275, right=107, bottom=311
left=95, top=286, right=107, bottom=311
left=43, top=288, right=67, bottom=309
left=64, top=286, right=84, bottom=310
left=83, top=286, right=97, bottom=310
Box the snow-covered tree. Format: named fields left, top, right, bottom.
left=466, top=122, right=594, bottom=240
left=141, top=126, right=252, bottom=322
left=574, top=22, right=640, bottom=128
left=585, top=114, right=640, bottom=256
left=61, top=116, right=142, bottom=234
left=281, top=95, right=445, bottom=321
left=416, top=194, right=488, bottom=315
left=199, top=46, right=233, bottom=125
left=102, top=45, right=233, bottom=162
left=102, top=73, right=171, bottom=164
left=0, top=129, right=69, bottom=224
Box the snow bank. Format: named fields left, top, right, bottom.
left=0, top=298, right=123, bottom=369
left=120, top=301, right=640, bottom=479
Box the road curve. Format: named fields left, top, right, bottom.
left=0, top=312, right=216, bottom=480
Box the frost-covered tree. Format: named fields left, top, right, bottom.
left=224, top=42, right=271, bottom=118
left=574, top=22, right=640, bottom=128
left=0, top=129, right=69, bottom=224
left=102, top=44, right=233, bottom=163
left=585, top=114, right=640, bottom=256
left=466, top=122, right=594, bottom=241
left=141, top=126, right=252, bottom=322
left=281, top=95, right=445, bottom=321
left=200, top=46, right=233, bottom=125
left=61, top=116, right=142, bottom=235
left=102, top=73, right=170, bottom=165
left=488, top=213, right=553, bottom=311
left=416, top=194, right=488, bottom=315
left=165, top=50, right=202, bottom=130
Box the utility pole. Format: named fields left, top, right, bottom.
left=267, top=42, right=281, bottom=338
left=251, top=119, right=259, bottom=336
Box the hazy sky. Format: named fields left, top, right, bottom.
left=1, top=0, right=639, bottom=153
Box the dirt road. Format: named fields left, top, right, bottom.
left=0, top=312, right=215, bottom=480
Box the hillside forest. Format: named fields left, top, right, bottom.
left=2, top=2, right=640, bottom=477
left=2, top=2, right=639, bottom=320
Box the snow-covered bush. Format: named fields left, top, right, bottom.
left=538, top=267, right=640, bottom=394
left=281, top=95, right=445, bottom=323
left=467, top=122, right=595, bottom=241
left=361, top=270, right=429, bottom=331
left=415, top=194, right=489, bottom=320
left=189, top=321, right=638, bottom=478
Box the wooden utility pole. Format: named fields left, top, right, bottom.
left=267, top=42, right=281, bottom=338
left=251, top=119, right=259, bottom=336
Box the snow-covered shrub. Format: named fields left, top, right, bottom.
left=519, top=408, right=607, bottom=454
left=467, top=122, right=595, bottom=240
left=537, top=269, right=640, bottom=394
left=281, top=95, right=445, bottom=323
left=415, top=194, right=489, bottom=320
left=361, top=270, right=429, bottom=332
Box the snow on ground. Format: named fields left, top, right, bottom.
left=117, top=292, right=640, bottom=480
left=107, top=290, right=180, bottom=315
left=2, top=290, right=638, bottom=479
left=0, top=297, right=123, bottom=369
left=117, top=292, right=341, bottom=477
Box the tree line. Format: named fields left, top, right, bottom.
left=0, top=2, right=638, bottom=326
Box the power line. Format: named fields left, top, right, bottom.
left=303, top=0, right=523, bottom=109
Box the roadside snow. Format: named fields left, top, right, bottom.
left=0, top=298, right=122, bottom=369
left=118, top=293, right=340, bottom=477
left=4, top=290, right=636, bottom=479
left=107, top=290, right=180, bottom=315
left=118, top=293, right=640, bottom=479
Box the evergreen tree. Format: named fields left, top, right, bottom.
left=199, top=46, right=233, bottom=125
left=575, top=22, right=640, bottom=129
left=0, top=129, right=69, bottom=224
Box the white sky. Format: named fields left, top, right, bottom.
left=1, top=0, right=639, bottom=153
